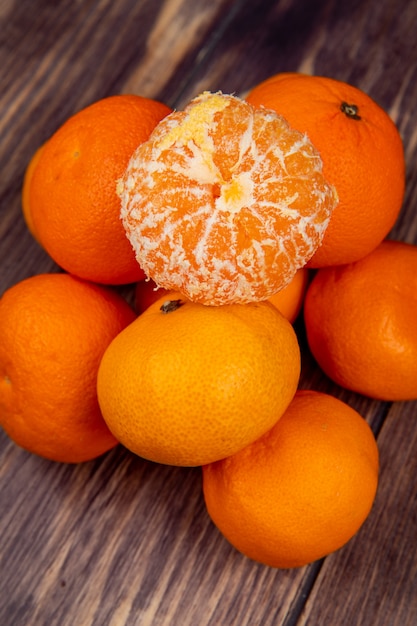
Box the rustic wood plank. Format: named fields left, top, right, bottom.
left=0, top=435, right=313, bottom=626
left=173, top=0, right=417, bottom=124
left=1, top=0, right=417, bottom=624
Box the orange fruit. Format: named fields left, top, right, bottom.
left=304, top=240, right=417, bottom=401
left=27, top=94, right=172, bottom=285
left=119, top=91, right=338, bottom=305
left=134, top=278, right=174, bottom=314
left=135, top=269, right=309, bottom=323
left=268, top=267, right=309, bottom=323
left=0, top=273, right=136, bottom=463
left=246, top=73, right=406, bottom=267
left=22, top=143, right=45, bottom=242
left=97, top=294, right=301, bottom=466
left=203, top=390, right=379, bottom=569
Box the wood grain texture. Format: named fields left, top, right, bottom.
left=1, top=0, right=417, bottom=624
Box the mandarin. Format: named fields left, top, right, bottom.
left=246, top=73, right=405, bottom=266
left=119, top=91, right=337, bottom=305
left=203, top=390, right=379, bottom=569
left=22, top=143, right=45, bottom=242
left=27, top=94, right=172, bottom=284
left=268, top=267, right=309, bottom=323
left=134, top=278, right=175, bottom=315
left=134, top=269, right=308, bottom=322
left=304, top=240, right=417, bottom=401
left=97, top=294, right=301, bottom=466
left=0, top=273, right=136, bottom=463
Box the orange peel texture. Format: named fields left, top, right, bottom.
left=119, top=91, right=338, bottom=306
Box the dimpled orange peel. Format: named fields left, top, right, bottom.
left=119, top=91, right=338, bottom=306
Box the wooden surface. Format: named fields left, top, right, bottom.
left=1, top=1, right=417, bottom=624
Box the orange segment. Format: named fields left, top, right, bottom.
left=119, top=91, right=338, bottom=306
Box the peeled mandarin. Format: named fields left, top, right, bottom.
left=119, top=91, right=337, bottom=306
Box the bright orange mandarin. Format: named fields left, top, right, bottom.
left=246, top=73, right=405, bottom=267
left=268, top=267, right=309, bottom=323
left=27, top=95, right=172, bottom=284
left=97, top=294, right=301, bottom=466
left=134, top=278, right=175, bottom=315
left=135, top=268, right=308, bottom=323
left=304, top=240, right=417, bottom=401
left=22, top=143, right=45, bottom=242
left=119, top=91, right=337, bottom=305
left=0, top=273, right=136, bottom=463
left=203, top=390, right=379, bottom=569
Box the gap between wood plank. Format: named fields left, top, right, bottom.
left=169, top=0, right=250, bottom=107
left=280, top=559, right=324, bottom=626
left=371, top=401, right=393, bottom=438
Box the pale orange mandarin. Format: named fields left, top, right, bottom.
left=97, top=294, right=301, bottom=466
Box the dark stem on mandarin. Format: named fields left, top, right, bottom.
left=160, top=299, right=184, bottom=314
left=341, top=101, right=361, bottom=120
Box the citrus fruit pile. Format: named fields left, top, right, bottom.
left=1, top=73, right=414, bottom=569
